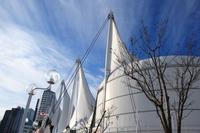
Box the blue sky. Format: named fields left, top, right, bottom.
left=0, top=0, right=199, bottom=120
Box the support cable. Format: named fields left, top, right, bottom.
left=126, top=77, right=142, bottom=133
left=49, top=17, right=108, bottom=121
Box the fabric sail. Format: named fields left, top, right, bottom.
left=51, top=102, right=61, bottom=127
left=69, top=63, right=95, bottom=129
left=107, top=18, right=130, bottom=73
left=56, top=88, right=70, bottom=133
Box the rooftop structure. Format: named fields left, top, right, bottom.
left=35, top=90, right=56, bottom=122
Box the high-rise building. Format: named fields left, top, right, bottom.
left=35, top=90, right=56, bottom=121
left=0, top=107, right=35, bottom=133
left=0, top=106, right=24, bottom=133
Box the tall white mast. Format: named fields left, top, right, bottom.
left=66, top=57, right=80, bottom=127
left=101, top=11, right=114, bottom=131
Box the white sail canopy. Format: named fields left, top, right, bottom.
left=56, top=87, right=71, bottom=133
left=51, top=100, right=61, bottom=130
left=69, top=63, right=95, bottom=129
left=105, top=17, right=130, bottom=73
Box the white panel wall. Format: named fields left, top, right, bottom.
left=95, top=56, right=200, bottom=132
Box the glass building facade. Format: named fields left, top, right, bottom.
left=0, top=107, right=35, bottom=133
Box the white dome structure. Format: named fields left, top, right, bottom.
left=94, top=12, right=200, bottom=133
left=96, top=57, right=200, bottom=133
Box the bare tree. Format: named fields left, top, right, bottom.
left=93, top=105, right=116, bottom=133
left=115, top=20, right=200, bottom=133
left=75, top=102, right=116, bottom=133
left=167, top=33, right=200, bottom=133
left=77, top=116, right=90, bottom=133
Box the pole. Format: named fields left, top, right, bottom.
left=94, top=110, right=106, bottom=133
left=101, top=11, right=113, bottom=132
left=66, top=58, right=79, bottom=127
left=116, top=115, right=119, bottom=133
left=19, top=93, right=33, bottom=133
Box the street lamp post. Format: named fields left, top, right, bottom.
left=116, top=115, right=119, bottom=133
left=18, top=70, right=60, bottom=133
left=171, top=112, right=175, bottom=133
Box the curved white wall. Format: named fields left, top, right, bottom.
left=96, top=56, right=200, bottom=132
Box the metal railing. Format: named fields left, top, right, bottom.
left=103, top=125, right=200, bottom=133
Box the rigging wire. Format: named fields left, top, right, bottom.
left=126, top=77, right=142, bottom=133
left=48, top=62, right=76, bottom=120
left=54, top=62, right=76, bottom=99
left=48, top=17, right=109, bottom=120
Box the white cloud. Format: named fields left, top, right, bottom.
left=0, top=22, right=74, bottom=119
